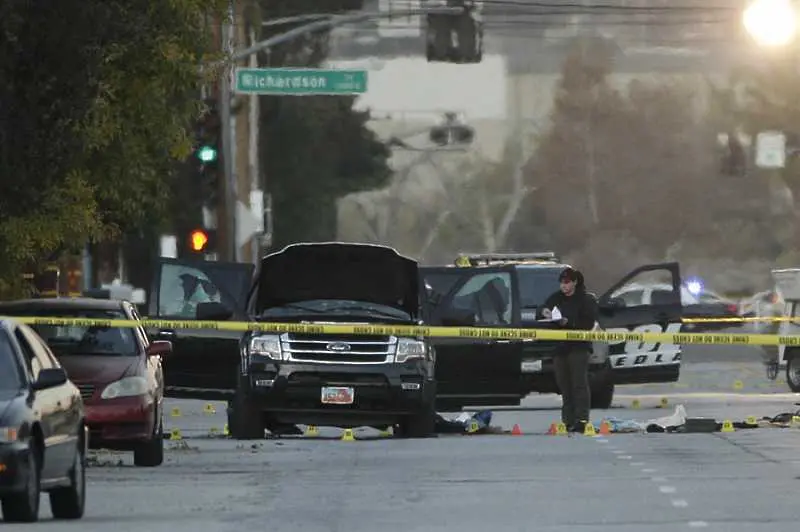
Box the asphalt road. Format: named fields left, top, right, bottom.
left=14, top=341, right=800, bottom=531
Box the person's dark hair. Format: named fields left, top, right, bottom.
left=559, top=267, right=586, bottom=293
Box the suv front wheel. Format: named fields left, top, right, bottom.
left=229, top=372, right=266, bottom=440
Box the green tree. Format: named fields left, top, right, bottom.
left=0, top=0, right=225, bottom=294
left=253, top=0, right=391, bottom=248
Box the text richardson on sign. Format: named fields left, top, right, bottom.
left=3, top=315, right=800, bottom=347
left=234, top=67, right=368, bottom=95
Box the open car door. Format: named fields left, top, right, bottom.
left=597, top=262, right=683, bottom=385
left=421, top=266, right=526, bottom=411
left=147, top=257, right=254, bottom=400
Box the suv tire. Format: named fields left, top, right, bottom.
left=230, top=372, right=265, bottom=440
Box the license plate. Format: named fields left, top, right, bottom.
left=521, top=360, right=543, bottom=373
left=321, top=386, right=355, bottom=405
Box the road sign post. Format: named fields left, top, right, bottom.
left=234, top=68, right=368, bottom=95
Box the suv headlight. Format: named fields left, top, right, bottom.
left=100, top=377, right=148, bottom=399
left=395, top=338, right=426, bottom=363
left=250, top=334, right=282, bottom=361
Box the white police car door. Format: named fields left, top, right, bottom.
left=597, top=262, right=684, bottom=385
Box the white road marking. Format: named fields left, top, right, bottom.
left=688, top=521, right=709, bottom=528
left=672, top=499, right=689, bottom=508
left=630, top=462, right=645, bottom=466
left=659, top=486, right=677, bottom=494
left=642, top=468, right=657, bottom=473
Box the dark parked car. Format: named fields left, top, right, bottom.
left=0, top=318, right=87, bottom=523
left=0, top=299, right=170, bottom=467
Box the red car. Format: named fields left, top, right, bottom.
left=0, top=298, right=170, bottom=467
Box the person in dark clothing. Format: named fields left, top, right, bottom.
left=541, top=267, right=598, bottom=433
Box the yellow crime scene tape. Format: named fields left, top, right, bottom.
left=4, top=315, right=800, bottom=347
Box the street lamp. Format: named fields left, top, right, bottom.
left=743, top=0, right=798, bottom=47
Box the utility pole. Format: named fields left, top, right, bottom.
left=215, top=4, right=474, bottom=263
left=219, top=0, right=237, bottom=261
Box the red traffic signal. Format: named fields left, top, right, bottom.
left=189, top=229, right=209, bottom=252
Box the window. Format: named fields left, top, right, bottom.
left=22, top=309, right=138, bottom=357
left=651, top=289, right=680, bottom=306
left=127, top=305, right=148, bottom=349
left=450, top=272, right=513, bottom=325
left=19, top=327, right=56, bottom=372
left=15, top=328, right=43, bottom=381
left=158, top=263, right=226, bottom=319
left=0, top=332, right=24, bottom=390
left=516, top=268, right=562, bottom=309
left=616, top=289, right=645, bottom=306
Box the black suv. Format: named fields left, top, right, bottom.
left=147, top=243, right=436, bottom=439
left=420, top=253, right=684, bottom=411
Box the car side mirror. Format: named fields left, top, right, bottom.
left=32, top=367, right=68, bottom=391
left=146, top=340, right=172, bottom=357
left=196, top=301, right=233, bottom=321
left=440, top=308, right=477, bottom=326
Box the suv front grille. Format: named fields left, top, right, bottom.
left=282, top=333, right=396, bottom=364
left=77, top=384, right=95, bottom=401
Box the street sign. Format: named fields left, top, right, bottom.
left=755, top=130, right=786, bottom=169
left=234, top=68, right=368, bottom=95
left=378, top=0, right=422, bottom=38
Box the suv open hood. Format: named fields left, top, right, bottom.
left=254, top=242, right=420, bottom=317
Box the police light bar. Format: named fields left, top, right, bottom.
left=455, top=252, right=560, bottom=266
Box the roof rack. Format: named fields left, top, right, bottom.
left=455, top=252, right=561, bottom=267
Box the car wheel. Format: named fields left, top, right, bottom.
left=134, top=415, right=164, bottom=467
left=590, top=381, right=615, bottom=410
left=49, top=438, right=86, bottom=519
left=397, top=402, right=436, bottom=439
left=230, top=373, right=265, bottom=440
left=1, top=441, right=41, bottom=523
left=786, top=355, right=800, bottom=393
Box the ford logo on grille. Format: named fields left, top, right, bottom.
left=326, top=342, right=351, bottom=352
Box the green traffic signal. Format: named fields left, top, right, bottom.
left=197, top=145, right=218, bottom=163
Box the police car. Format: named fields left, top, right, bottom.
left=420, top=252, right=684, bottom=410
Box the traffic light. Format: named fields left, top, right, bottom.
left=186, top=228, right=217, bottom=255
left=426, top=1, right=483, bottom=63
left=194, top=98, right=220, bottom=168
left=190, top=229, right=209, bottom=252
left=192, top=98, right=221, bottom=206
